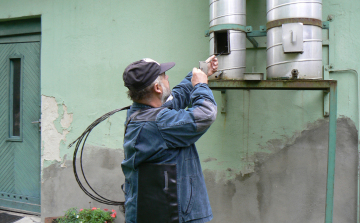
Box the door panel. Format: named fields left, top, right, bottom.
left=0, top=42, right=41, bottom=213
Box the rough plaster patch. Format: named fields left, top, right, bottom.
left=237, top=119, right=334, bottom=177
left=41, top=96, right=73, bottom=167
left=203, top=118, right=358, bottom=223
left=213, top=118, right=358, bottom=181
left=41, top=146, right=125, bottom=223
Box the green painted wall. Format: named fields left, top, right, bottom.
left=1, top=0, right=357, bottom=174
left=0, top=0, right=359, bottom=221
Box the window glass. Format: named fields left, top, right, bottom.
left=11, top=58, right=21, bottom=137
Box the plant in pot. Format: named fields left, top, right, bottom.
left=55, top=207, right=117, bottom=223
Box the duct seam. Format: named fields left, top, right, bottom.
left=218, top=66, right=246, bottom=71
left=210, top=13, right=246, bottom=24
left=267, top=1, right=322, bottom=14
left=209, top=0, right=220, bottom=6
left=267, top=59, right=322, bottom=69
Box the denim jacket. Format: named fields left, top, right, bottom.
left=122, top=72, right=217, bottom=223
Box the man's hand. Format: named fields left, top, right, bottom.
left=192, top=68, right=208, bottom=87
left=205, top=55, right=218, bottom=77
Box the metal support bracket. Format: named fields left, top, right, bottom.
left=246, top=25, right=267, bottom=36
left=323, top=91, right=330, bottom=117
left=205, top=25, right=267, bottom=48
left=323, top=21, right=330, bottom=29
left=245, top=26, right=267, bottom=48
left=323, top=65, right=331, bottom=117
left=221, top=90, right=227, bottom=114
left=246, top=36, right=259, bottom=48
left=323, top=90, right=330, bottom=117
left=323, top=19, right=333, bottom=117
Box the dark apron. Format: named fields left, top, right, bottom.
left=125, top=107, right=179, bottom=223
left=137, top=163, right=179, bottom=223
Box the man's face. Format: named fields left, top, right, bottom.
left=160, top=73, right=171, bottom=104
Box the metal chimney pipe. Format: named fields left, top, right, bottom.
left=209, top=0, right=246, bottom=80
left=266, top=0, right=323, bottom=79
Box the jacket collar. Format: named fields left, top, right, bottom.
left=131, top=102, right=153, bottom=109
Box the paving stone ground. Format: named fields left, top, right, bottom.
left=0, top=210, right=40, bottom=223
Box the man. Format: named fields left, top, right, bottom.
left=122, top=56, right=218, bottom=223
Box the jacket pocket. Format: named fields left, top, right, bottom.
left=181, top=176, right=196, bottom=215
left=123, top=179, right=131, bottom=200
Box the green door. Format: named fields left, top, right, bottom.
left=0, top=19, right=41, bottom=214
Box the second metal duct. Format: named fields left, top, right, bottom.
left=266, top=0, right=323, bottom=79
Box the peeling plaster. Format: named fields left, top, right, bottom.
left=207, top=117, right=358, bottom=181
left=204, top=117, right=358, bottom=223
left=41, top=146, right=126, bottom=222
left=41, top=96, right=73, bottom=168
left=60, top=104, right=73, bottom=130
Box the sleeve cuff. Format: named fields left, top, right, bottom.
left=193, top=83, right=209, bottom=88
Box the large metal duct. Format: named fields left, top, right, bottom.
left=266, top=0, right=323, bottom=79
left=209, top=0, right=246, bottom=80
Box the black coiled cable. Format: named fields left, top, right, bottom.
left=68, top=105, right=130, bottom=205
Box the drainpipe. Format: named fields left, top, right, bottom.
left=328, top=68, right=360, bottom=223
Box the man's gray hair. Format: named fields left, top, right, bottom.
left=127, top=75, right=162, bottom=102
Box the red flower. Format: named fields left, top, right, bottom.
left=79, top=209, right=83, bottom=211
left=111, top=213, right=116, bottom=218
left=91, top=207, right=97, bottom=210
left=104, top=208, right=108, bottom=211
left=111, top=209, right=115, bottom=213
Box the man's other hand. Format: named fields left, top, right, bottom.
left=205, top=55, right=218, bottom=77
left=192, top=68, right=208, bottom=86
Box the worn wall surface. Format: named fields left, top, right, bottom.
left=206, top=118, right=358, bottom=222
left=42, top=146, right=126, bottom=223
left=0, top=0, right=359, bottom=222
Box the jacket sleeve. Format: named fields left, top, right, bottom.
left=157, top=83, right=217, bottom=148
left=163, top=72, right=193, bottom=110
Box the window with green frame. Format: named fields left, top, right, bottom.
left=8, top=55, right=23, bottom=141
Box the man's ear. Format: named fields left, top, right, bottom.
left=153, top=83, right=162, bottom=94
